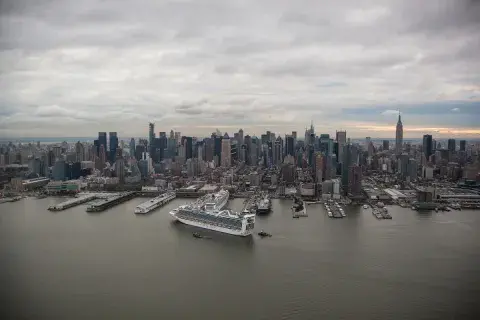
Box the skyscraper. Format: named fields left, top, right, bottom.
left=238, top=128, right=244, bottom=145
left=221, top=139, right=231, bottom=167
left=98, top=145, right=106, bottom=170
left=459, top=140, right=466, bottom=152
left=382, top=140, right=389, bottom=151
left=75, top=141, right=84, bottom=162
left=285, top=136, right=295, bottom=157
left=348, top=165, right=362, bottom=196
left=115, top=148, right=125, bottom=184
left=335, top=131, right=346, bottom=162
left=185, top=137, right=193, bottom=160
left=148, top=123, right=155, bottom=156
left=109, top=132, right=118, bottom=163
left=315, top=152, right=323, bottom=182
left=98, top=132, right=107, bottom=155
left=423, top=134, right=433, bottom=161
left=212, top=134, right=223, bottom=166
left=129, top=138, right=136, bottom=158
left=395, top=113, right=403, bottom=154
left=447, top=139, right=456, bottom=153
left=341, top=144, right=352, bottom=195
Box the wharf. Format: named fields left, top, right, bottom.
left=305, top=200, right=323, bottom=205
left=86, top=192, right=136, bottom=212
left=325, top=201, right=344, bottom=218
left=292, top=208, right=308, bottom=218
left=242, top=195, right=258, bottom=214
left=48, top=194, right=97, bottom=211
left=0, top=196, right=22, bottom=204
left=412, top=202, right=437, bottom=211
left=134, top=192, right=176, bottom=214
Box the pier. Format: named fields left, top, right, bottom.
left=242, top=195, right=258, bottom=214
left=325, top=201, right=345, bottom=219
left=48, top=194, right=97, bottom=211
left=86, top=192, right=136, bottom=212
left=134, top=192, right=176, bottom=214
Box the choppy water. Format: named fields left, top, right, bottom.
left=1, top=197, right=479, bottom=319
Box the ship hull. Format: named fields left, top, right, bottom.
left=171, top=213, right=253, bottom=237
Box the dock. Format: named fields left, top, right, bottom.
left=242, top=194, right=258, bottom=214
left=86, top=192, right=136, bottom=212
left=48, top=194, right=97, bottom=211
left=325, top=201, right=345, bottom=219
left=0, top=196, right=22, bottom=204
left=305, top=200, right=323, bottom=205
left=134, top=192, right=176, bottom=214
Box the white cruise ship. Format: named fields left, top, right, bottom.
left=169, top=190, right=256, bottom=236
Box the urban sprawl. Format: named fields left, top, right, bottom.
left=1, top=114, right=480, bottom=212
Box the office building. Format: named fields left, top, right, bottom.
left=75, top=141, right=84, bottom=162
left=221, top=139, right=231, bottom=167
left=348, top=165, right=362, bottom=196
left=423, top=134, right=433, bottom=161
left=109, top=132, right=118, bottom=163
left=395, top=113, right=403, bottom=154
left=52, top=158, right=66, bottom=181
left=98, top=132, right=107, bottom=155
left=129, top=138, right=136, bottom=158
left=447, top=139, right=456, bottom=153
left=382, top=140, right=389, bottom=151
left=115, top=148, right=125, bottom=184
left=459, top=140, right=466, bottom=152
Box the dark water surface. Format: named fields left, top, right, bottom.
left=1, top=197, right=479, bottom=319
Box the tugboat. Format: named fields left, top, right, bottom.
left=258, top=230, right=272, bottom=237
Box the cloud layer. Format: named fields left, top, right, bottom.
left=1, top=0, right=479, bottom=138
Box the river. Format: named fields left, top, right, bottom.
left=1, top=197, right=479, bottom=319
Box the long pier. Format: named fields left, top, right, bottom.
left=86, top=192, right=136, bottom=212
left=134, top=192, right=176, bottom=214
left=242, top=195, right=258, bottom=214
left=48, top=194, right=97, bottom=211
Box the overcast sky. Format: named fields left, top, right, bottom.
left=0, top=0, right=479, bottom=139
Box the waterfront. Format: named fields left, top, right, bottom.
left=1, top=197, right=480, bottom=319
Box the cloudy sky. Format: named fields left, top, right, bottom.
left=0, top=0, right=479, bottom=139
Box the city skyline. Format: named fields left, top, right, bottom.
left=1, top=0, right=479, bottom=138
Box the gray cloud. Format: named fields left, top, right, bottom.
left=0, top=0, right=479, bottom=138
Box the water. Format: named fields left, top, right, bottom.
left=1, top=197, right=479, bottom=319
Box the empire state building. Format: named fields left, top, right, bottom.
left=395, top=113, right=403, bottom=154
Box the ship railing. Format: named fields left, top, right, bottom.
left=177, top=213, right=242, bottom=230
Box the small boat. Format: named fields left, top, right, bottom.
left=192, top=233, right=203, bottom=238
left=258, top=230, right=272, bottom=237
left=363, top=204, right=368, bottom=209
left=293, top=216, right=300, bottom=219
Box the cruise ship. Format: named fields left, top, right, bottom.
left=134, top=192, right=176, bottom=214
left=169, top=190, right=256, bottom=236
left=256, top=194, right=271, bottom=214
